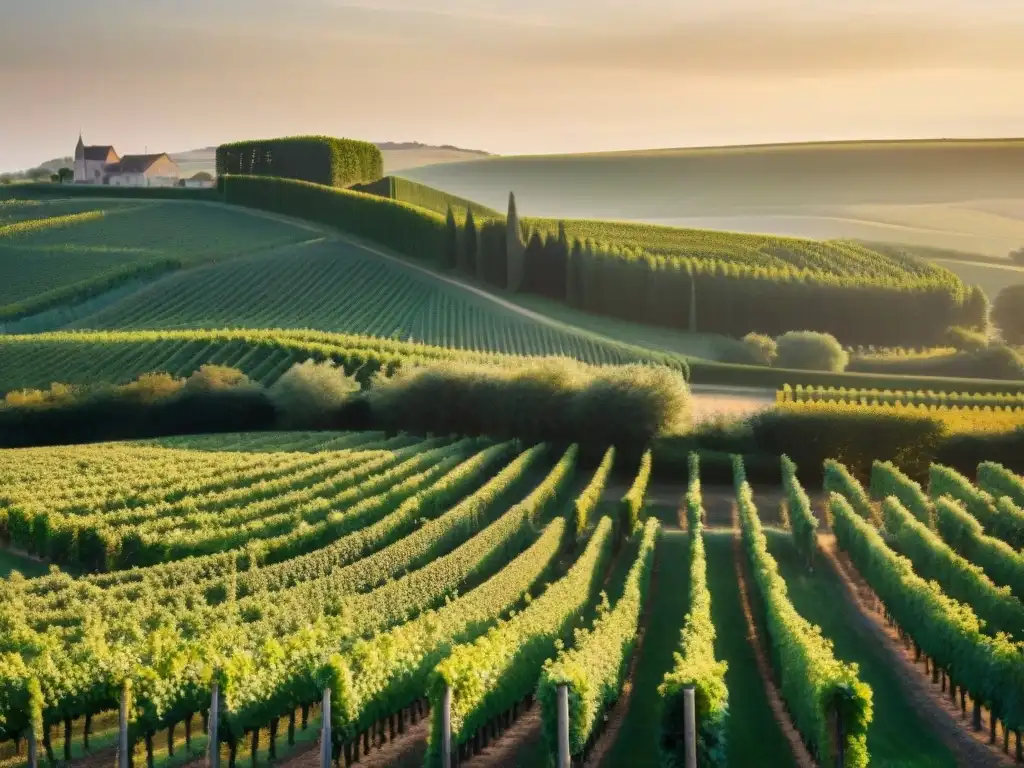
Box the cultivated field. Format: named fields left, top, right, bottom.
left=0, top=200, right=313, bottom=325
left=70, top=239, right=664, bottom=365
left=3, top=434, right=1021, bottom=767
left=403, top=139, right=1024, bottom=258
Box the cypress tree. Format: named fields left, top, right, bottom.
left=506, top=192, right=526, bottom=291
left=463, top=209, right=479, bottom=278
left=443, top=206, right=459, bottom=271
left=567, top=239, right=584, bottom=307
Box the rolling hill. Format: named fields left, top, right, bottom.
left=401, top=139, right=1024, bottom=260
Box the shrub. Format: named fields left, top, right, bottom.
left=775, top=331, right=849, bottom=372
left=944, top=325, right=988, bottom=353
left=182, top=364, right=257, bottom=394
left=366, top=359, right=691, bottom=452
left=1010, top=247, right=1024, bottom=266
left=741, top=333, right=778, bottom=366
left=215, top=135, right=382, bottom=188
left=993, top=284, right=1024, bottom=345
left=269, top=359, right=361, bottom=427
left=971, top=344, right=1024, bottom=380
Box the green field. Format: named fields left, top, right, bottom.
left=69, top=238, right=672, bottom=365
left=0, top=329, right=611, bottom=395
left=0, top=199, right=313, bottom=320
left=403, top=139, right=1024, bottom=258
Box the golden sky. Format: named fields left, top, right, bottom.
left=2, top=0, right=1024, bottom=170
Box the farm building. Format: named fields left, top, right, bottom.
left=74, top=134, right=181, bottom=187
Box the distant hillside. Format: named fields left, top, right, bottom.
left=402, top=138, right=1024, bottom=258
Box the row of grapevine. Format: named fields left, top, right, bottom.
left=426, top=514, right=614, bottom=766
left=659, top=453, right=729, bottom=766
left=929, top=464, right=1024, bottom=549
left=829, top=493, right=1024, bottom=738
left=538, top=517, right=660, bottom=761
left=329, top=516, right=568, bottom=756
left=880, top=498, right=1024, bottom=640
left=573, top=446, right=615, bottom=538
left=934, top=497, right=1024, bottom=601
left=776, top=399, right=1024, bottom=435
left=977, top=462, right=1024, bottom=507
left=869, top=461, right=932, bottom=526
left=822, top=460, right=875, bottom=522
left=781, top=455, right=818, bottom=567
left=778, top=384, right=1024, bottom=408
left=734, top=458, right=872, bottom=768
left=618, top=449, right=653, bottom=536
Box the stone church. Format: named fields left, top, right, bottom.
left=74, top=135, right=181, bottom=187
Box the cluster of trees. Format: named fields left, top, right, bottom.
left=436, top=195, right=985, bottom=348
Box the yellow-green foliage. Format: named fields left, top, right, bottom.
left=538, top=517, right=659, bottom=760
left=659, top=453, right=728, bottom=767
left=830, top=493, right=1024, bottom=732
left=426, top=514, right=614, bottom=766
left=573, top=447, right=615, bottom=538
left=779, top=384, right=1024, bottom=408
left=736, top=460, right=873, bottom=768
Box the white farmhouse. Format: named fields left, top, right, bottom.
left=74, top=135, right=181, bottom=187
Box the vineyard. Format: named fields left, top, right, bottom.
left=778, top=384, right=1024, bottom=408
left=67, top=239, right=670, bottom=365
left=0, top=428, right=1022, bottom=767
left=0, top=200, right=312, bottom=322
left=774, top=397, right=1024, bottom=435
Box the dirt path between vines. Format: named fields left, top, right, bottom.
left=819, top=534, right=1017, bottom=767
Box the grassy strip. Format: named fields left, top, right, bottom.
left=703, top=529, right=797, bottom=768
left=766, top=529, right=959, bottom=768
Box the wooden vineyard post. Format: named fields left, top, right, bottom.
left=441, top=686, right=453, bottom=768
left=557, top=684, right=571, bottom=768
left=209, top=683, right=220, bottom=768
left=321, top=689, right=332, bottom=768
left=27, top=728, right=38, bottom=768
left=119, top=685, right=130, bottom=768
left=683, top=685, right=697, bottom=768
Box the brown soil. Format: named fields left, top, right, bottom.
left=459, top=704, right=543, bottom=768
left=272, top=719, right=428, bottom=768
left=729, top=519, right=819, bottom=768
left=819, top=534, right=1018, bottom=767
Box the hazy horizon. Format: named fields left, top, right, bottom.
left=4, top=0, right=1024, bottom=171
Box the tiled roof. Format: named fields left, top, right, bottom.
left=83, top=146, right=118, bottom=162
left=105, top=154, right=173, bottom=175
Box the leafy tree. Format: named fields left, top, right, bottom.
left=49, top=174, right=60, bottom=183
left=26, top=166, right=51, bottom=181
left=190, top=171, right=214, bottom=182
left=992, top=284, right=1024, bottom=345
left=57, top=167, right=73, bottom=184
left=506, top=192, right=526, bottom=291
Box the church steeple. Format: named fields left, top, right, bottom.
left=75, top=133, right=85, bottom=159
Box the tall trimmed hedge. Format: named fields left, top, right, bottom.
left=221, top=175, right=444, bottom=263
left=216, top=136, right=382, bottom=188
